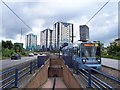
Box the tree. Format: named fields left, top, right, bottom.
left=2, top=40, right=6, bottom=48
left=6, top=40, right=13, bottom=49
left=107, top=43, right=120, bottom=57
left=2, top=48, right=14, bottom=57
left=2, top=40, right=13, bottom=49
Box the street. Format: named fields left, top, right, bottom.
left=0, top=57, right=119, bottom=70
left=0, top=56, right=37, bottom=70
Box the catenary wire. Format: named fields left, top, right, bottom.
left=85, top=0, right=111, bottom=25
left=1, top=0, right=32, bottom=30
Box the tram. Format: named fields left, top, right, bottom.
left=62, top=41, right=102, bottom=70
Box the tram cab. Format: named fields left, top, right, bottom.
left=62, top=41, right=101, bottom=70
left=72, top=41, right=101, bottom=70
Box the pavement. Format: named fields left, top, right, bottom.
left=101, top=58, right=120, bottom=70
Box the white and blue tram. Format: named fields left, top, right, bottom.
left=62, top=41, right=101, bottom=70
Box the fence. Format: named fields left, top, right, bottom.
left=62, top=59, right=81, bottom=88
left=0, top=60, right=37, bottom=89
left=78, top=65, right=120, bottom=89
left=25, top=59, right=49, bottom=88
left=0, top=56, right=48, bottom=89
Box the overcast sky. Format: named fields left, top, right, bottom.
left=0, top=0, right=119, bottom=47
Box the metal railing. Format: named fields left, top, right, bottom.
left=78, top=65, right=120, bottom=90
left=0, top=60, right=38, bottom=89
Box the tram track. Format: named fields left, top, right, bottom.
left=66, top=61, right=120, bottom=89
left=93, top=72, right=120, bottom=89
left=92, top=67, right=120, bottom=89
left=67, top=61, right=120, bottom=89
left=76, top=67, right=120, bottom=89
left=101, top=65, right=120, bottom=79
left=91, top=65, right=120, bottom=89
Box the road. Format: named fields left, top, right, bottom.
left=0, top=56, right=37, bottom=70
left=101, top=58, right=120, bottom=70
left=0, top=57, right=119, bottom=70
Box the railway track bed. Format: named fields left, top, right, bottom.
left=71, top=66, right=120, bottom=89
left=101, top=65, right=120, bottom=79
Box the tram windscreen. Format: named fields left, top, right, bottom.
left=82, top=43, right=100, bottom=58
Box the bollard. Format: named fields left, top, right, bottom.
left=88, top=68, right=92, bottom=88
left=30, top=62, right=32, bottom=74
left=15, top=68, right=18, bottom=87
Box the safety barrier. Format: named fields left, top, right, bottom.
left=78, top=65, right=120, bottom=89
left=62, top=60, right=81, bottom=88
left=25, top=59, right=49, bottom=88
left=0, top=56, right=49, bottom=89
left=0, top=60, right=38, bottom=89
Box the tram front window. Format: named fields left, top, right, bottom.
left=82, top=43, right=99, bottom=58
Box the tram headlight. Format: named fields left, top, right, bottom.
left=98, top=59, right=100, bottom=62
left=97, top=58, right=101, bottom=62
left=82, top=59, right=86, bottom=64
left=83, top=59, right=86, bottom=62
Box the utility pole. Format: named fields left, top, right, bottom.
left=21, top=28, right=22, bottom=43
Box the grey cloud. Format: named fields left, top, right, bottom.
left=89, top=23, right=118, bottom=46
left=1, top=1, right=118, bottom=46
left=2, top=2, right=34, bottom=39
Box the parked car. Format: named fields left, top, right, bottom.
left=39, top=53, right=46, bottom=56
left=29, top=53, right=34, bottom=57
left=11, top=54, right=21, bottom=60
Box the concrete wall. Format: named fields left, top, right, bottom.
left=24, top=60, right=49, bottom=88
left=62, top=59, right=81, bottom=88
left=24, top=58, right=81, bottom=89
left=50, top=58, right=62, bottom=66
left=48, top=67, right=63, bottom=77
left=50, top=58, right=81, bottom=88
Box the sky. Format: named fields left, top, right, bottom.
left=0, top=0, right=119, bottom=48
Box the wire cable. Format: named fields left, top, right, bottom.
left=85, top=0, right=111, bottom=25
left=1, top=0, right=32, bottom=30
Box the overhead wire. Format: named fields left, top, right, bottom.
left=1, top=0, right=111, bottom=29
left=85, top=0, right=111, bottom=25
left=1, top=0, right=32, bottom=30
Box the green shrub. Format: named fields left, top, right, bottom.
left=2, top=48, right=14, bottom=58
left=50, top=50, right=59, bottom=53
